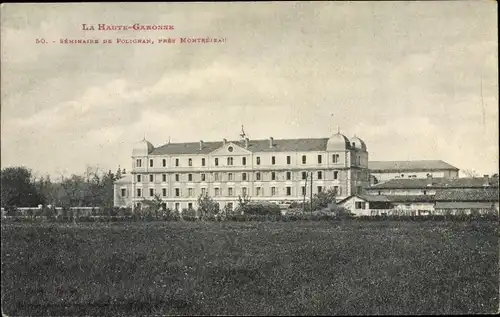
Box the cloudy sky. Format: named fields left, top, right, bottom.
left=1, top=2, right=498, bottom=178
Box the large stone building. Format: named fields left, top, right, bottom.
left=114, top=132, right=371, bottom=211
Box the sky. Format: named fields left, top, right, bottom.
left=1, top=2, right=498, bottom=178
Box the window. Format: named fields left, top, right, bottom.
left=175, top=203, right=179, bottom=210
left=228, top=173, right=233, bottom=181
left=355, top=202, right=366, bottom=209
left=214, top=188, right=220, bottom=197
left=302, top=186, right=306, bottom=196
left=333, top=171, right=339, bottom=180
left=242, top=173, right=247, bottom=181
left=302, top=172, right=307, bottom=180
left=137, top=188, right=142, bottom=197
left=378, top=190, right=381, bottom=195
left=227, top=202, right=233, bottom=210
left=188, top=203, right=193, bottom=209
left=317, top=186, right=323, bottom=193
left=214, top=173, right=219, bottom=181
left=271, top=187, right=276, bottom=196
left=242, top=187, right=247, bottom=196
left=175, top=174, right=180, bottom=182
left=318, top=171, right=322, bottom=180
left=175, top=188, right=180, bottom=197
left=287, top=156, right=291, bottom=164
left=423, top=190, right=427, bottom=195
left=256, top=157, right=261, bottom=165
left=227, top=157, right=233, bottom=166
left=188, top=158, right=192, bottom=166
left=162, top=174, right=166, bottom=182
left=162, top=159, right=166, bottom=167
left=271, top=156, right=276, bottom=165
left=242, top=157, right=247, bottom=166
left=332, top=154, right=339, bottom=163
left=149, top=159, right=153, bottom=167
left=302, top=155, right=306, bottom=164
left=136, top=159, right=142, bottom=167
left=318, top=155, right=322, bottom=164
left=149, top=174, right=154, bottom=182
left=121, top=188, right=126, bottom=197
left=256, top=187, right=261, bottom=196
left=188, top=174, right=193, bottom=182
left=188, top=188, right=193, bottom=197
left=202, top=158, right=206, bottom=166
left=271, top=172, right=276, bottom=180
left=201, top=174, right=206, bottom=182
left=215, top=158, right=219, bottom=166
left=137, top=175, right=142, bottom=182
left=286, top=187, right=292, bottom=196
left=286, top=172, right=291, bottom=180
left=162, top=188, right=167, bottom=197
left=228, top=187, right=233, bottom=196
left=175, top=158, right=179, bottom=166
left=256, top=172, right=261, bottom=181
left=334, top=186, right=340, bottom=195
left=201, top=188, right=207, bottom=195
left=149, top=188, right=154, bottom=197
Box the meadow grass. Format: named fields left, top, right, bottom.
left=1, top=221, right=498, bottom=315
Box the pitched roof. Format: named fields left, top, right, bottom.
left=150, top=138, right=332, bottom=155
left=114, top=174, right=132, bottom=185
left=435, top=201, right=495, bottom=209
left=368, top=160, right=459, bottom=172
left=384, top=195, right=436, bottom=203
left=434, top=188, right=499, bottom=202
left=369, top=177, right=499, bottom=189
left=337, top=194, right=392, bottom=204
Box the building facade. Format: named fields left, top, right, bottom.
left=338, top=174, right=499, bottom=216
left=368, top=160, right=459, bottom=184
left=113, top=132, right=371, bottom=211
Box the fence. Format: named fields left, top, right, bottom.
left=1, top=206, right=498, bottom=223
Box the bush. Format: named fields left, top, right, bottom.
left=240, top=203, right=281, bottom=216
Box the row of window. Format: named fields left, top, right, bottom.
left=135, top=201, right=231, bottom=211
left=128, top=185, right=342, bottom=198
left=136, top=171, right=343, bottom=183
left=136, top=154, right=344, bottom=168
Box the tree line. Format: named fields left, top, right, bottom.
left=1, top=166, right=125, bottom=208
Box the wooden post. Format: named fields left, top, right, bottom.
left=310, top=172, right=313, bottom=217
left=303, top=173, right=307, bottom=215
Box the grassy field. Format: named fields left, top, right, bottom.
left=1, top=221, right=498, bottom=315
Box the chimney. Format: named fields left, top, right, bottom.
left=426, top=174, right=433, bottom=186
left=244, top=137, right=249, bottom=149
left=223, top=138, right=227, bottom=146
left=269, top=137, right=274, bottom=148
left=483, top=175, right=490, bottom=186
left=199, top=140, right=204, bottom=150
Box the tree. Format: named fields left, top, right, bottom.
left=197, top=193, right=219, bottom=219
left=58, top=174, right=88, bottom=208
left=312, top=188, right=337, bottom=210
left=141, top=194, right=163, bottom=219
left=236, top=192, right=251, bottom=214
left=463, top=169, right=479, bottom=178
left=1, top=167, right=44, bottom=207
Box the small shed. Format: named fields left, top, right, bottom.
left=338, top=194, right=393, bottom=216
